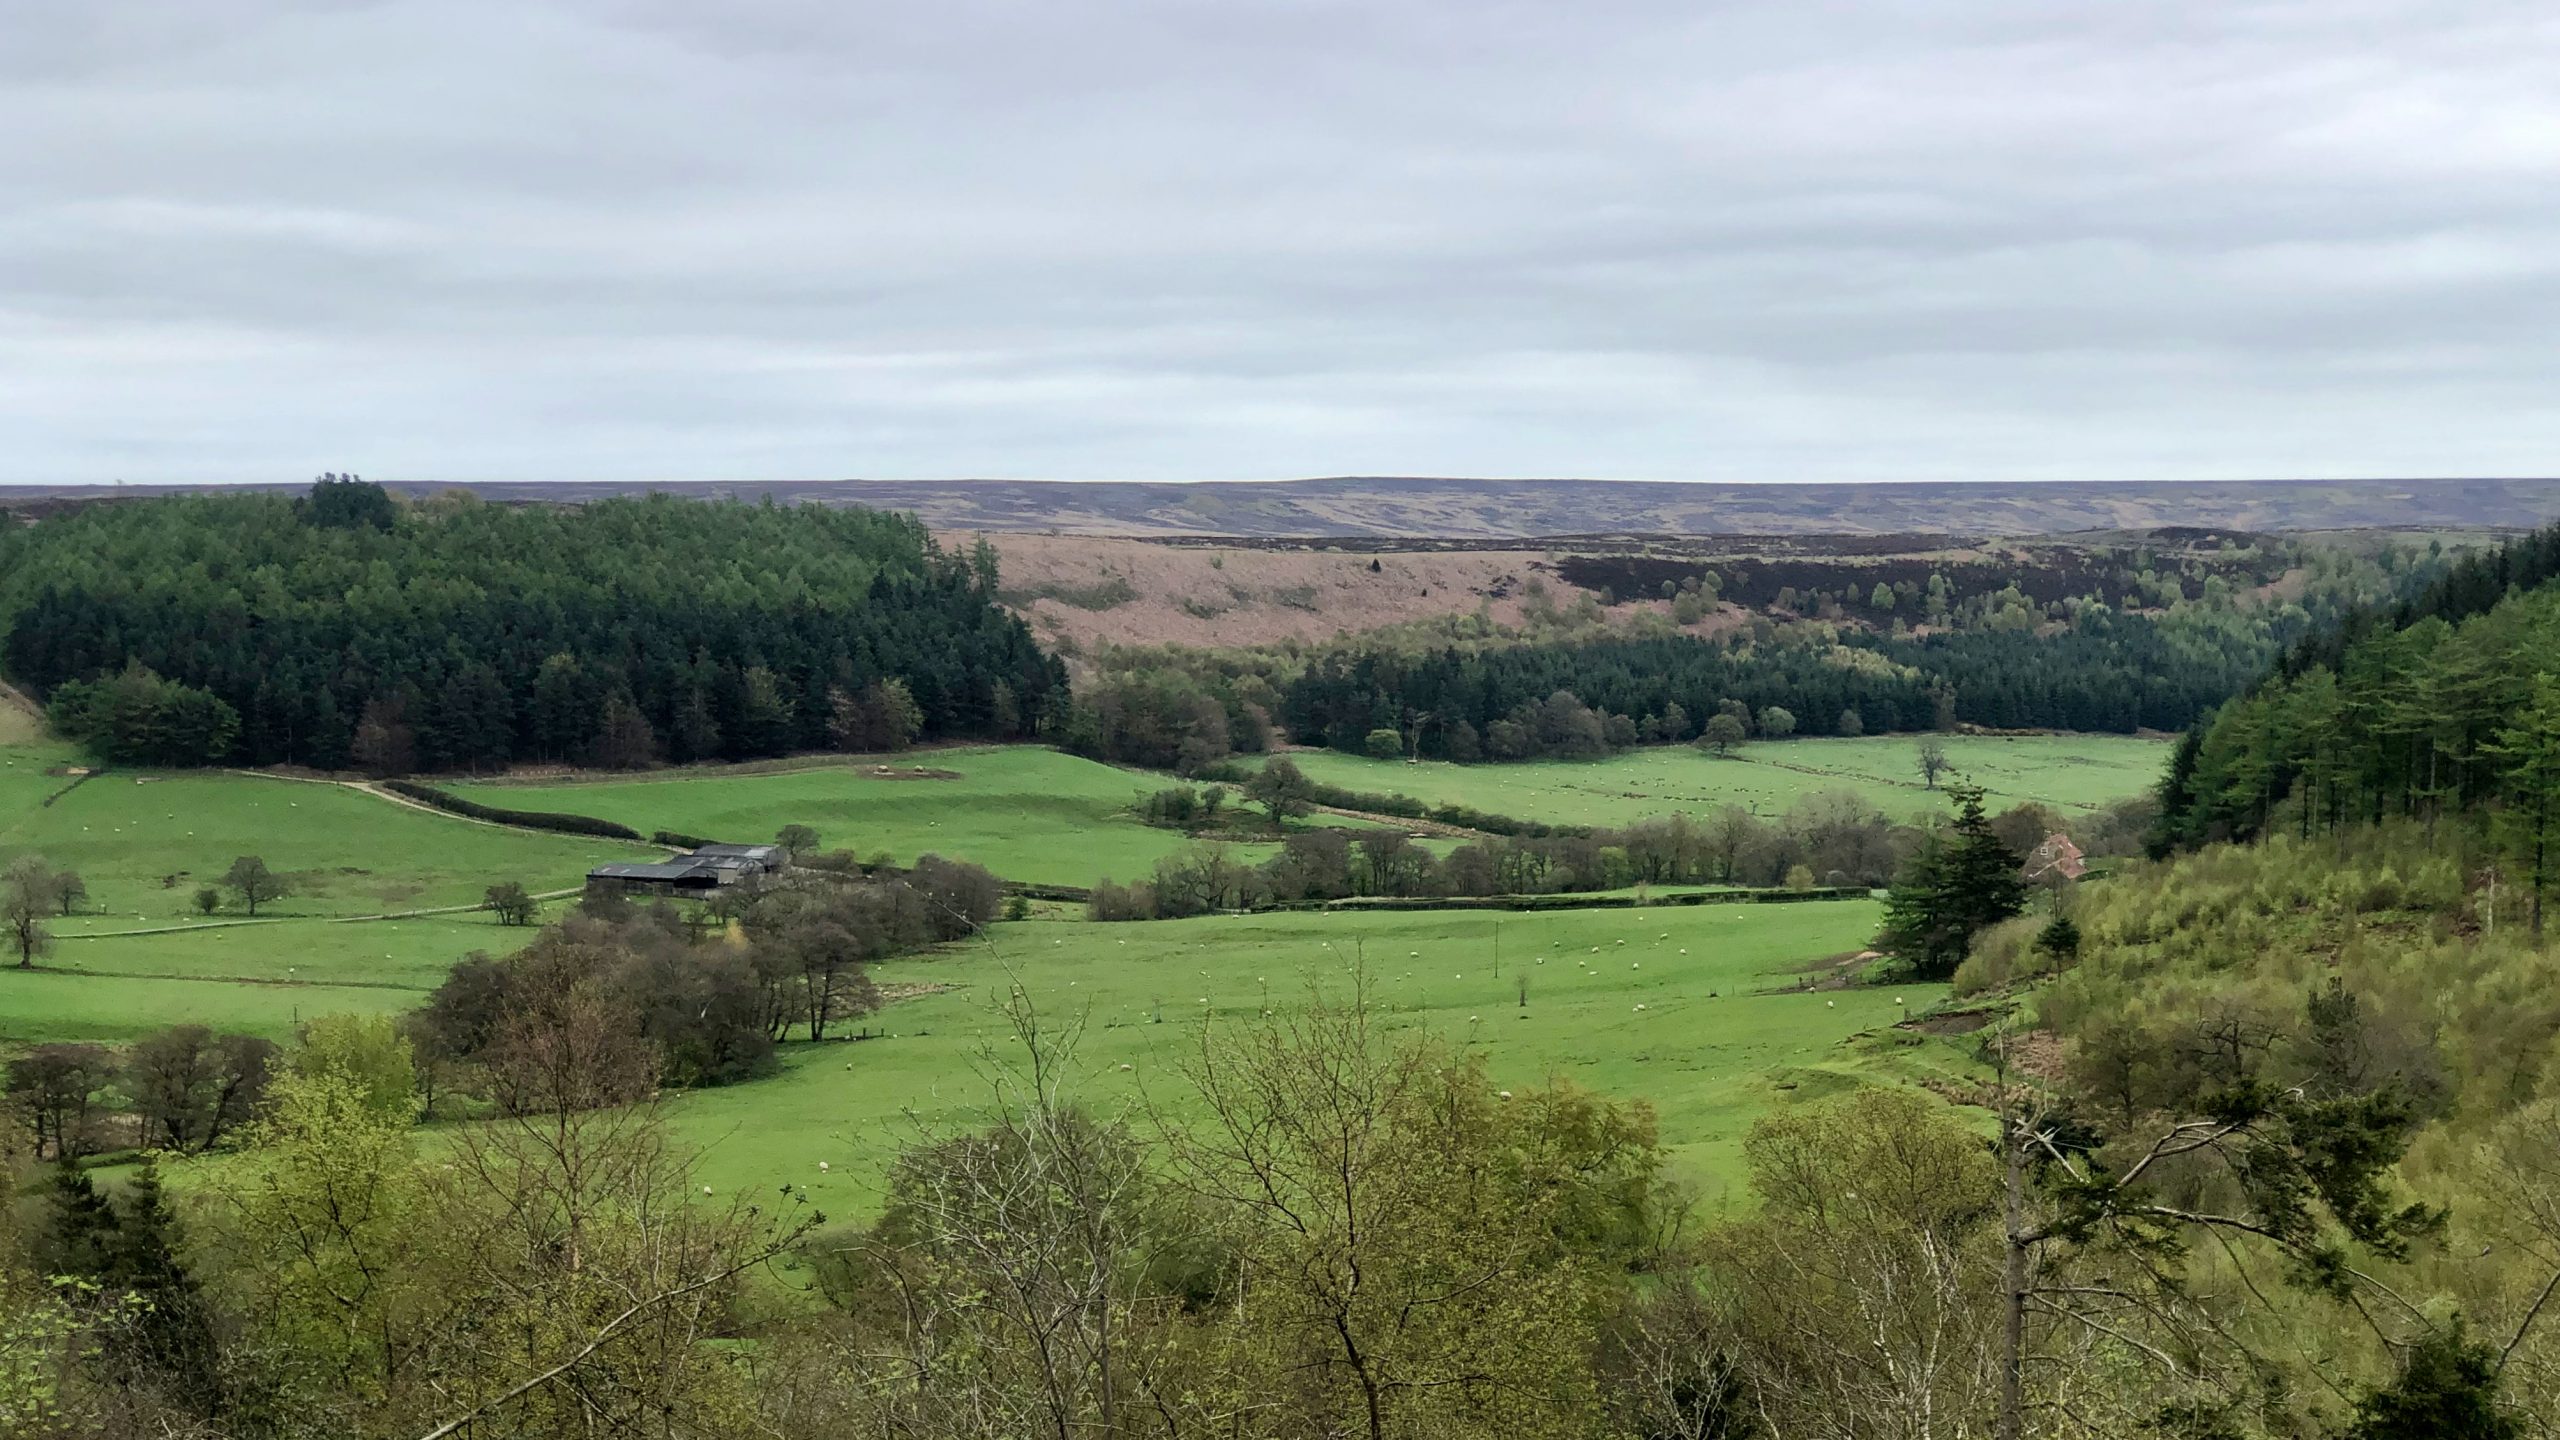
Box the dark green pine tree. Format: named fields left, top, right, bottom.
left=1942, top=781, right=2027, bottom=931
left=2337, top=1324, right=2518, bottom=1440
left=1879, top=783, right=2026, bottom=980
left=106, top=1161, right=227, bottom=1417
left=40, top=1161, right=123, bottom=1278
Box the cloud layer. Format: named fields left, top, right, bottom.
left=8, top=0, right=2558, bottom=483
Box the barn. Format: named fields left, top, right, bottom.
left=586, top=860, right=727, bottom=897
left=587, top=842, right=787, bottom=896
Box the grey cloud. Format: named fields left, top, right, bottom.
left=5, top=0, right=2558, bottom=482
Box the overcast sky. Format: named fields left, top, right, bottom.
left=7, top=0, right=2559, bottom=484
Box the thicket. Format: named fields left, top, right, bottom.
left=2, top=479, right=1065, bottom=772
left=1040, top=533, right=2453, bottom=774
left=414, top=856, right=1005, bottom=1094
left=1924, top=816, right=2560, bottom=1427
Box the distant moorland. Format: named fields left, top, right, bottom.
left=10, top=473, right=2560, bottom=536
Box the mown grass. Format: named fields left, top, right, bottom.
left=450, top=747, right=1293, bottom=888
left=663, top=898, right=1961, bottom=1218
left=1272, top=733, right=2168, bottom=829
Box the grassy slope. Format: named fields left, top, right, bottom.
left=665, top=898, right=1962, bottom=1216
left=450, top=748, right=1289, bottom=889
left=1276, top=733, right=2168, bottom=829
left=0, top=759, right=652, bottom=932
left=0, top=741, right=616, bottom=1042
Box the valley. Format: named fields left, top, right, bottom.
left=3, top=477, right=2549, bottom=1434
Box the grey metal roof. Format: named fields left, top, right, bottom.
left=692, top=843, right=783, bottom=861
left=590, top=861, right=719, bottom=881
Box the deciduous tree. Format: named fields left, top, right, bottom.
left=3, top=854, right=53, bottom=967
left=224, top=854, right=287, bottom=916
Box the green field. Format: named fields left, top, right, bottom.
left=0, top=746, right=652, bottom=935
left=450, top=747, right=1298, bottom=889
left=0, top=738, right=1976, bottom=1222
left=663, top=898, right=1960, bottom=1215
left=0, top=740, right=603, bottom=1043
left=1275, top=733, right=2169, bottom=829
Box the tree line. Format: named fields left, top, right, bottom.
left=1276, top=612, right=2302, bottom=762
left=2, top=479, right=1065, bottom=772
left=1089, top=769, right=2149, bottom=921
left=1057, top=600, right=2320, bottom=773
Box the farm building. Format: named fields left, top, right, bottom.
left=588, top=842, right=786, bottom=896
left=691, top=842, right=786, bottom=875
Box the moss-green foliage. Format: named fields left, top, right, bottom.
left=2013, top=826, right=2560, bottom=1126
left=1975, top=822, right=2560, bottom=1255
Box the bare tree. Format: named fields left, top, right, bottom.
left=127, top=1025, right=278, bottom=1152
left=1918, top=736, right=1953, bottom=790
left=4, top=1042, right=117, bottom=1159
left=4, top=854, right=53, bottom=967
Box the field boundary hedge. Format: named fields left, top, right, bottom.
left=1195, top=761, right=1591, bottom=839
left=1267, top=885, right=1870, bottom=914
left=381, top=779, right=643, bottom=840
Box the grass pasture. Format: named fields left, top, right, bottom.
left=3, top=907, right=548, bottom=1046
left=0, top=738, right=1979, bottom=1228
left=0, top=759, right=651, bottom=935
left=451, top=747, right=1293, bottom=889
left=1275, top=733, right=2169, bottom=830
left=664, top=897, right=1962, bottom=1216
left=0, top=740, right=606, bottom=1042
